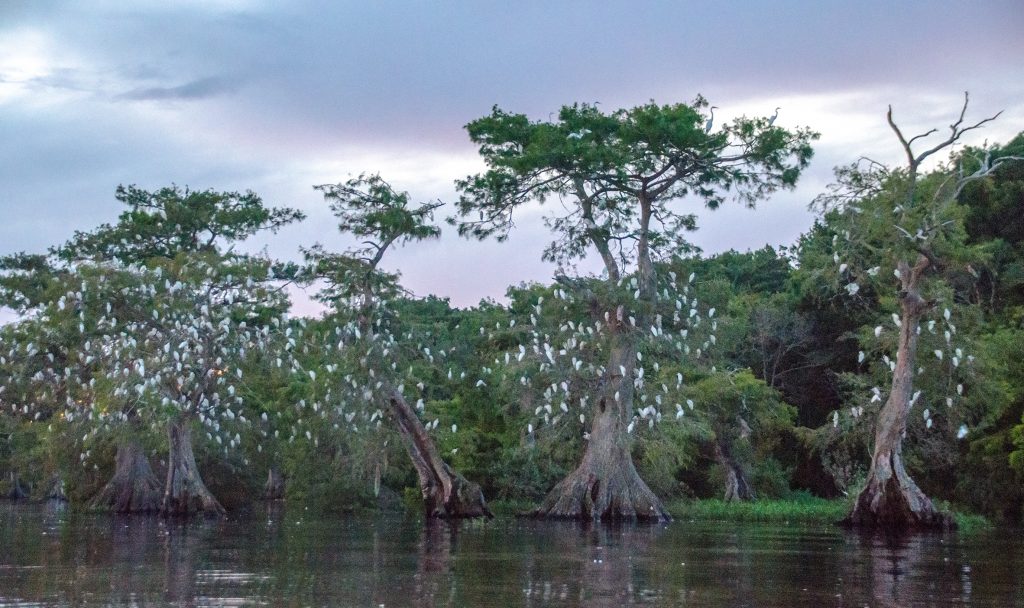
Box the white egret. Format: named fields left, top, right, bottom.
left=704, top=106, right=718, bottom=133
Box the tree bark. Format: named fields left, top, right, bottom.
left=89, top=439, right=162, bottom=513
left=263, top=465, right=284, bottom=500
left=387, top=390, right=492, bottom=519
left=714, top=442, right=755, bottom=502
left=532, top=331, right=671, bottom=522
left=844, top=256, right=953, bottom=532
left=350, top=244, right=488, bottom=519
left=43, top=473, right=68, bottom=502
left=530, top=188, right=670, bottom=522
left=5, top=470, right=28, bottom=500
left=160, top=417, right=225, bottom=517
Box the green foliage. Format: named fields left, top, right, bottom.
left=666, top=494, right=848, bottom=523
left=668, top=493, right=988, bottom=528
left=56, top=184, right=305, bottom=263
left=678, top=369, right=796, bottom=499
left=0, top=253, right=61, bottom=311
left=0, top=184, right=303, bottom=508
left=633, top=421, right=702, bottom=499
left=316, top=174, right=442, bottom=250
left=483, top=498, right=538, bottom=517
left=306, top=174, right=442, bottom=308
left=684, top=369, right=795, bottom=446
left=2, top=112, right=1023, bottom=528
left=750, top=457, right=795, bottom=499
left=453, top=98, right=817, bottom=269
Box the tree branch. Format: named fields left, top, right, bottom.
left=575, top=178, right=621, bottom=282
left=953, top=152, right=1024, bottom=198
left=887, top=105, right=917, bottom=169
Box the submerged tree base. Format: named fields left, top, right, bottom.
left=532, top=448, right=671, bottom=522
left=532, top=387, right=670, bottom=522
left=43, top=474, right=68, bottom=502
left=4, top=472, right=28, bottom=500
left=842, top=473, right=955, bottom=533
left=161, top=475, right=226, bottom=517
left=89, top=441, right=162, bottom=513
left=161, top=419, right=226, bottom=517
left=388, top=391, right=492, bottom=520
left=421, top=464, right=492, bottom=519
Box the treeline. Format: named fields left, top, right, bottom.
left=1, top=99, right=1022, bottom=527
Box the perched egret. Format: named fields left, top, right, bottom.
left=704, top=106, right=718, bottom=133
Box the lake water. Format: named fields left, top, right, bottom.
left=0, top=501, right=1020, bottom=606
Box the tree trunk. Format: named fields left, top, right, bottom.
left=89, top=439, right=162, bottom=513
left=5, top=471, right=28, bottom=500
left=43, top=473, right=68, bottom=502
left=844, top=257, right=953, bottom=532
left=714, top=442, right=755, bottom=502
left=533, top=330, right=670, bottom=522
left=263, top=465, right=285, bottom=500
left=160, top=417, right=225, bottom=517
left=387, top=390, right=492, bottom=519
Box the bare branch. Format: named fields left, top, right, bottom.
left=914, top=93, right=1003, bottom=166
left=907, top=128, right=938, bottom=147
left=990, top=156, right=1024, bottom=171
left=952, top=91, right=970, bottom=130
left=887, top=105, right=916, bottom=168
left=859, top=156, right=890, bottom=172
left=953, top=153, right=1024, bottom=198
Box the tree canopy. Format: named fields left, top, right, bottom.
left=2, top=99, right=1023, bottom=527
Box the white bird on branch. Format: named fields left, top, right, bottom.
left=704, top=106, right=718, bottom=133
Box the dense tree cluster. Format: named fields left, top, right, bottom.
left=1, top=97, right=1021, bottom=531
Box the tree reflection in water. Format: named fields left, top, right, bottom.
left=413, top=520, right=457, bottom=607
left=854, top=531, right=975, bottom=608
left=507, top=521, right=666, bottom=606
left=576, top=523, right=663, bottom=606
left=163, top=520, right=201, bottom=606
left=1, top=505, right=1022, bottom=606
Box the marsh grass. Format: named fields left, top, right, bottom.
left=667, top=494, right=847, bottom=524
left=933, top=500, right=992, bottom=534
left=485, top=498, right=537, bottom=517
left=413, top=493, right=993, bottom=531
left=665, top=494, right=992, bottom=532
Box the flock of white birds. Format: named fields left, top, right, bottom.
left=0, top=225, right=978, bottom=475
left=825, top=187, right=976, bottom=441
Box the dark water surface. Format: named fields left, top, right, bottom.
left=0, top=502, right=1021, bottom=607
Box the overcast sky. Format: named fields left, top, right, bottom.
left=2, top=0, right=1022, bottom=318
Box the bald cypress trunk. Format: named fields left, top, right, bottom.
left=263, top=466, right=285, bottom=500
left=161, top=417, right=224, bottom=517
left=844, top=256, right=953, bottom=532
left=90, top=439, right=162, bottom=513
left=43, top=473, right=68, bottom=502
left=532, top=191, right=669, bottom=522
left=5, top=471, right=28, bottom=500
left=714, top=442, right=755, bottom=502
left=533, top=329, right=670, bottom=522
left=388, top=391, right=491, bottom=519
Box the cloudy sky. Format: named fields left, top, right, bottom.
left=2, top=1, right=1022, bottom=317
